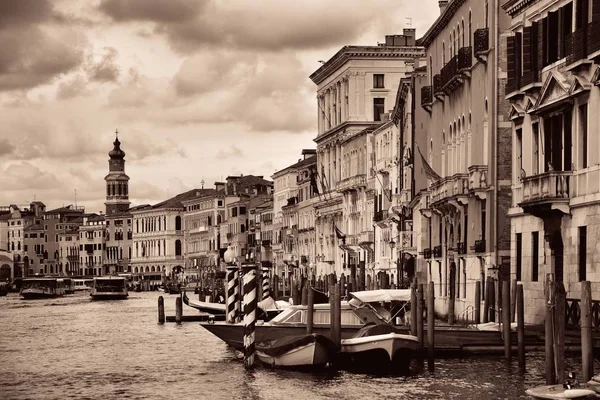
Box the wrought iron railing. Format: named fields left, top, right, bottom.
left=421, top=85, right=433, bottom=107
left=474, top=28, right=489, bottom=55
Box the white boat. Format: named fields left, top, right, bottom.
left=338, top=290, right=419, bottom=372
left=256, top=333, right=337, bottom=368
left=73, top=278, right=94, bottom=291
left=90, top=276, right=128, bottom=300
left=20, top=277, right=67, bottom=299
left=182, top=291, right=289, bottom=321
left=526, top=374, right=600, bottom=399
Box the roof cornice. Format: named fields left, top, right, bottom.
left=502, top=0, right=539, bottom=16
left=309, top=45, right=425, bottom=85
left=417, top=0, right=468, bottom=48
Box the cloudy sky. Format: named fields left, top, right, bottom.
left=0, top=0, right=438, bottom=213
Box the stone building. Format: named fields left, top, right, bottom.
left=415, top=0, right=512, bottom=319
left=309, top=29, right=425, bottom=281
left=504, top=0, right=600, bottom=323
left=78, top=214, right=106, bottom=276
left=42, top=205, right=85, bottom=274
left=58, top=228, right=79, bottom=276
left=8, top=202, right=45, bottom=276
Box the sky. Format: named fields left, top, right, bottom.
left=0, top=0, right=439, bottom=213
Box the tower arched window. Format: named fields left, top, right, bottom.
left=175, top=240, right=182, bottom=256
left=461, top=19, right=465, bottom=47
left=118, top=184, right=122, bottom=196
left=175, top=216, right=182, bottom=231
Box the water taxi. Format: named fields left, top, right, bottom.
left=20, top=277, right=67, bottom=299
left=73, top=278, right=94, bottom=291
left=90, top=276, right=128, bottom=300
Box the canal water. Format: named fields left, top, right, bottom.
left=1, top=292, right=597, bottom=400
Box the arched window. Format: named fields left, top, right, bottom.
left=175, top=240, right=182, bottom=256
left=208, top=215, right=212, bottom=226
left=485, top=0, right=489, bottom=28
left=442, top=41, right=445, bottom=64
left=429, top=55, right=433, bottom=85
left=175, top=216, right=182, bottom=231
left=241, top=224, right=245, bottom=233
left=217, top=214, right=222, bottom=224
left=17, top=241, right=20, bottom=251
left=469, top=11, right=472, bottom=46
left=462, top=19, right=465, bottom=47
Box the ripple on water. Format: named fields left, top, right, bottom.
left=2, top=292, right=599, bottom=400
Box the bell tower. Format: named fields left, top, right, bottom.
left=105, top=130, right=131, bottom=216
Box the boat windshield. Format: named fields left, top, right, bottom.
left=269, top=303, right=366, bottom=326
left=94, top=278, right=126, bottom=291
left=348, top=289, right=411, bottom=324
left=22, top=279, right=57, bottom=289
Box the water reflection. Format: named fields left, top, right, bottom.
left=1, top=292, right=597, bottom=400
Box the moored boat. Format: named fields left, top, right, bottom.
left=256, top=333, right=337, bottom=369
left=90, top=276, right=128, bottom=300
left=73, top=278, right=94, bottom=291
left=20, top=277, right=66, bottom=299
left=526, top=374, right=600, bottom=399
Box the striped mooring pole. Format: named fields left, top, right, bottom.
left=242, top=264, right=258, bottom=369
left=226, top=265, right=239, bottom=324
left=262, top=268, right=271, bottom=300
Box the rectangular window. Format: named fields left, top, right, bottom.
left=373, top=74, right=384, bottom=88
left=516, top=233, right=522, bottom=281
left=579, top=104, right=588, bottom=168
left=481, top=200, right=487, bottom=242
left=373, top=98, right=385, bottom=121
left=532, top=122, right=540, bottom=175
left=516, top=128, right=523, bottom=180
left=579, top=226, right=587, bottom=281
left=532, top=232, right=539, bottom=281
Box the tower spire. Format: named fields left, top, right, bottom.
left=115, top=128, right=118, bottom=139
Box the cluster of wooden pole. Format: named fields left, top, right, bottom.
left=411, top=279, right=435, bottom=371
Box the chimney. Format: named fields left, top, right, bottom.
left=215, top=182, right=225, bottom=192
left=403, top=28, right=416, bottom=46
left=439, top=0, right=448, bottom=14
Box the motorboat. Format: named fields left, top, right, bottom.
left=256, top=333, right=337, bottom=369
left=183, top=291, right=289, bottom=322
left=62, top=278, right=75, bottom=294
left=90, top=276, right=128, bottom=300
left=182, top=291, right=226, bottom=315
left=73, top=278, right=94, bottom=291
left=20, top=277, right=67, bottom=299
left=526, top=373, right=600, bottom=399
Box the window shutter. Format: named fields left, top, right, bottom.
left=593, top=0, right=600, bottom=20
left=538, top=19, right=547, bottom=69
left=507, top=35, right=516, bottom=87
left=523, top=27, right=532, bottom=73
left=530, top=23, right=538, bottom=78
left=516, top=32, right=523, bottom=84
left=548, top=11, right=559, bottom=62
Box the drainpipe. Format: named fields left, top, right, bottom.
left=492, top=0, right=499, bottom=274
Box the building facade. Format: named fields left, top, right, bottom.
left=310, top=29, right=425, bottom=282
left=504, top=0, right=600, bottom=323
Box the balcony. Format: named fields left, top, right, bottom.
left=376, top=156, right=392, bottom=172
left=336, top=174, right=367, bottom=192
left=430, top=174, right=469, bottom=206
left=433, top=74, right=444, bottom=100
left=459, top=46, right=473, bottom=71
left=261, top=239, right=271, bottom=247
left=433, top=245, right=442, bottom=258
left=421, top=85, right=433, bottom=111
left=474, top=28, right=489, bottom=62
left=473, top=240, right=486, bottom=254
left=423, top=248, right=431, bottom=258
left=374, top=210, right=389, bottom=222
left=457, top=242, right=466, bottom=255
left=399, top=231, right=417, bottom=255
left=468, top=165, right=489, bottom=199
left=189, top=226, right=208, bottom=234
left=440, top=54, right=460, bottom=94
left=518, top=171, right=572, bottom=218
left=359, top=230, right=374, bottom=244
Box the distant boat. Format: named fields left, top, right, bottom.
left=90, top=276, right=128, bottom=300
left=20, top=277, right=67, bottom=299
left=62, top=278, right=75, bottom=294
left=256, top=334, right=337, bottom=369
left=73, top=278, right=94, bottom=292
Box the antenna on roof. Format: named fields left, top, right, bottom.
left=115, top=128, right=119, bottom=139
left=75, top=189, right=77, bottom=208
left=201, top=179, right=205, bottom=189
left=405, top=17, right=412, bottom=27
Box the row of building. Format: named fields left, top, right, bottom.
left=1, top=0, right=599, bottom=324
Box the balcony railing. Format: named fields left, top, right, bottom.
left=336, top=174, right=367, bottom=192
left=430, top=174, right=469, bottom=204
left=359, top=230, right=374, bottom=244
left=433, top=74, right=443, bottom=98
left=457, top=242, right=466, bottom=255
left=261, top=239, right=271, bottom=247
left=474, top=28, right=489, bottom=57
left=520, top=171, right=572, bottom=205
left=374, top=210, right=389, bottom=222
left=421, top=85, right=433, bottom=109
left=440, top=55, right=458, bottom=90
left=423, top=248, right=431, bottom=258
left=433, top=245, right=442, bottom=258
left=458, top=46, right=473, bottom=70
left=399, top=231, right=416, bottom=251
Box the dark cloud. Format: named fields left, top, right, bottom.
left=0, top=138, right=15, bottom=157
left=99, top=0, right=397, bottom=53
left=216, top=145, right=243, bottom=159
left=86, top=47, right=120, bottom=82
left=1, top=162, right=62, bottom=191
left=56, top=75, right=90, bottom=99
left=0, top=1, right=86, bottom=92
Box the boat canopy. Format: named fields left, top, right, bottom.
left=349, top=289, right=412, bottom=304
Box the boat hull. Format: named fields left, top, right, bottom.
left=339, top=333, right=419, bottom=373
left=90, top=293, right=128, bottom=300
left=20, top=289, right=62, bottom=299
left=257, top=341, right=330, bottom=368
left=525, top=385, right=598, bottom=399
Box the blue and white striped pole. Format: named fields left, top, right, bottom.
left=226, top=266, right=238, bottom=324
left=242, top=264, right=258, bottom=369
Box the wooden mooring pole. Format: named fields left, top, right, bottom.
left=517, top=282, right=525, bottom=370
left=554, top=281, right=566, bottom=384
left=410, top=279, right=417, bottom=337
left=417, top=283, right=424, bottom=351
left=331, top=283, right=342, bottom=350
left=158, top=296, right=165, bottom=324
left=511, top=278, right=517, bottom=323
left=581, top=281, right=594, bottom=382
left=545, top=273, right=556, bottom=385
left=427, top=281, right=435, bottom=372
left=226, top=266, right=238, bottom=324
left=306, top=286, right=314, bottom=334
left=242, top=264, right=258, bottom=369
left=474, top=280, right=481, bottom=325
left=502, top=280, right=511, bottom=363
left=483, top=276, right=490, bottom=324
left=175, top=296, right=182, bottom=324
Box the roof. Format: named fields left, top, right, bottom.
left=309, top=45, right=425, bottom=85
left=181, top=189, right=218, bottom=205
left=147, top=188, right=215, bottom=211
left=25, top=223, right=44, bottom=232
left=0, top=254, right=12, bottom=263
left=0, top=214, right=11, bottom=221
left=272, top=155, right=317, bottom=177
left=417, top=0, right=468, bottom=48
left=86, top=214, right=105, bottom=223
left=45, top=205, right=85, bottom=215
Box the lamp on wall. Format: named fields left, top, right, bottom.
left=223, top=246, right=235, bottom=264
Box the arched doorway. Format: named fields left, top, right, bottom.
left=0, top=264, right=11, bottom=281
